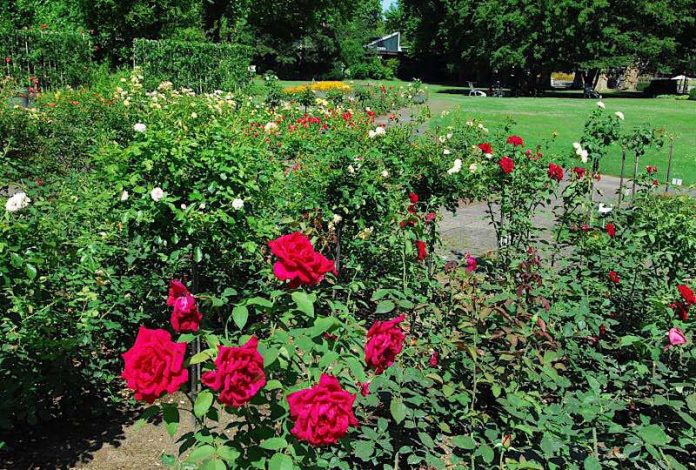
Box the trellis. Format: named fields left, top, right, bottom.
left=1, top=29, right=93, bottom=90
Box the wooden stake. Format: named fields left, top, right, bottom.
left=631, top=152, right=639, bottom=201
left=618, top=148, right=626, bottom=205
left=664, top=139, right=674, bottom=193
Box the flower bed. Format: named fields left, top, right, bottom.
left=1, top=77, right=694, bottom=468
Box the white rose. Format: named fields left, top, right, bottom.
left=469, top=163, right=478, bottom=173
left=232, top=198, right=244, bottom=210
left=598, top=203, right=613, bottom=214
left=347, top=165, right=355, bottom=175
left=572, top=142, right=581, bottom=150
left=133, top=123, right=147, bottom=133
left=264, top=122, right=278, bottom=133
left=447, top=133, right=453, bottom=140
left=615, top=111, right=624, bottom=120
left=191, top=112, right=198, bottom=119
left=596, top=101, right=605, bottom=109
left=447, top=159, right=463, bottom=175
left=120, top=190, right=129, bottom=202
left=580, top=149, right=589, bottom=163
left=150, top=187, right=164, bottom=202
left=438, top=136, right=446, bottom=144
left=5, top=192, right=31, bottom=213
left=333, top=214, right=343, bottom=224
left=484, top=153, right=493, bottom=159
left=466, top=121, right=474, bottom=127
left=381, top=170, right=389, bottom=177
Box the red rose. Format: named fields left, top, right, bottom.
left=572, top=167, right=586, bottom=179
left=167, top=280, right=202, bottom=332
left=581, top=224, right=590, bottom=233
left=671, top=302, right=689, bottom=321
left=478, top=142, right=493, bottom=154
left=506, top=135, right=524, bottom=147
left=365, top=315, right=406, bottom=374
left=499, top=156, right=515, bottom=174
left=5, top=57, right=11, bottom=64
left=609, top=271, right=621, bottom=284
left=407, top=204, right=417, bottom=214
left=605, top=223, right=616, bottom=238
left=428, top=351, right=439, bottom=367
left=415, top=240, right=427, bottom=261
left=548, top=163, right=564, bottom=182
left=342, top=111, right=352, bottom=122
left=269, top=232, right=337, bottom=288
left=678, top=284, right=696, bottom=305
left=408, top=192, right=419, bottom=204
left=287, top=374, right=358, bottom=446
left=201, top=337, right=266, bottom=408
left=425, top=212, right=437, bottom=223
left=599, top=324, right=607, bottom=337
left=646, top=165, right=657, bottom=175
left=121, top=326, right=188, bottom=403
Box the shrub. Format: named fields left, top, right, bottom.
left=0, top=28, right=93, bottom=90
left=133, top=39, right=252, bottom=93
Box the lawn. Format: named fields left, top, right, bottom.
left=428, top=93, right=696, bottom=184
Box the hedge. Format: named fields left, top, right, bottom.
left=0, top=29, right=93, bottom=90
left=133, top=39, right=252, bottom=93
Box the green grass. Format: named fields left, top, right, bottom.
left=261, top=79, right=696, bottom=184
left=429, top=93, right=696, bottom=184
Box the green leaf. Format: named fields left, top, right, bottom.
left=390, top=398, right=407, bottom=424
left=162, top=404, right=179, bottom=437
left=25, top=264, right=37, bottom=280
left=418, top=432, right=434, bottom=448
left=478, top=444, right=494, bottom=464
left=353, top=440, right=375, bottom=461
left=189, top=349, right=214, bottom=365
left=375, top=300, right=395, bottom=314
left=201, top=459, right=226, bottom=470
left=188, top=444, right=216, bottom=462
left=217, top=446, right=240, bottom=463
left=583, top=456, right=601, bottom=470
left=686, top=393, right=696, bottom=413
left=232, top=305, right=249, bottom=330
left=161, top=454, right=176, bottom=466
left=639, top=424, right=670, bottom=446
left=193, top=246, right=203, bottom=263
left=311, top=316, right=338, bottom=337
left=133, top=405, right=160, bottom=431
left=194, top=390, right=214, bottom=418
left=260, top=437, right=288, bottom=450
left=540, top=433, right=562, bottom=457
left=292, top=291, right=315, bottom=317
left=268, top=453, right=293, bottom=470
left=451, top=435, right=476, bottom=450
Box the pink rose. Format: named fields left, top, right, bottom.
left=121, top=326, right=188, bottom=403
left=428, top=351, right=439, bottom=367
left=269, top=232, right=337, bottom=288
left=667, top=328, right=687, bottom=347
left=365, top=315, right=406, bottom=374
left=167, top=280, right=202, bottom=332
left=287, top=374, right=358, bottom=446
left=202, top=337, right=266, bottom=407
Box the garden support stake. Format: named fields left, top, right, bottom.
left=631, top=151, right=639, bottom=201
left=618, top=148, right=626, bottom=205
left=664, top=138, right=674, bottom=193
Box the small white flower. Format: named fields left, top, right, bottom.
left=232, top=198, right=244, bottom=210
left=181, top=204, right=187, bottom=210
left=443, top=149, right=451, bottom=155
left=357, top=226, right=373, bottom=240
left=199, top=202, right=206, bottom=209
left=447, top=159, right=463, bottom=175
left=381, top=170, right=389, bottom=178
left=469, top=163, right=478, bottom=173
left=484, top=153, right=493, bottom=159
left=190, top=112, right=198, bottom=119
left=615, top=111, right=624, bottom=120
left=123, top=100, right=130, bottom=107
left=120, top=190, right=129, bottom=202
left=5, top=192, right=31, bottom=213
left=248, top=65, right=257, bottom=73
left=369, top=127, right=386, bottom=139
left=347, top=165, right=355, bottom=175
left=447, top=133, right=453, bottom=140
left=438, top=136, right=446, bottom=143
left=572, top=142, right=581, bottom=150
left=264, top=122, right=278, bottom=134
left=596, top=101, right=605, bottom=109
left=133, top=123, right=147, bottom=133
left=150, top=187, right=164, bottom=202
left=333, top=214, right=343, bottom=224
left=466, top=120, right=474, bottom=127
left=598, top=203, right=613, bottom=214
left=580, top=149, right=589, bottom=163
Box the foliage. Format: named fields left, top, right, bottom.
left=133, top=39, right=252, bottom=92
left=0, top=28, right=93, bottom=90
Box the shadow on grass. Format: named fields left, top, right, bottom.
left=435, top=88, right=651, bottom=99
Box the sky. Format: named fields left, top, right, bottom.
left=382, top=0, right=397, bottom=11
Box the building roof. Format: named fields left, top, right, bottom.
left=365, top=32, right=404, bottom=54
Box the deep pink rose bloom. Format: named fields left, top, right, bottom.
left=121, top=326, right=188, bottom=403
left=499, top=156, right=515, bottom=174
left=429, top=351, right=439, bottom=367
left=506, top=135, right=524, bottom=147
left=572, top=167, right=586, bottom=179
left=408, top=192, right=419, bottom=204
left=365, top=315, right=406, bottom=374
left=646, top=165, right=657, bottom=175
left=415, top=240, right=427, bottom=261
left=608, top=270, right=621, bottom=284
left=425, top=212, right=437, bottom=223
left=202, top=337, right=266, bottom=407
left=678, top=284, right=696, bottom=305
left=167, top=280, right=202, bottom=332
left=667, top=328, right=687, bottom=347
left=287, top=374, right=358, bottom=446
left=605, top=223, right=616, bottom=238
left=466, top=255, right=477, bottom=272
left=478, top=142, right=493, bottom=154
left=269, top=232, right=337, bottom=288
left=548, top=163, right=564, bottom=182
left=359, top=382, right=371, bottom=397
